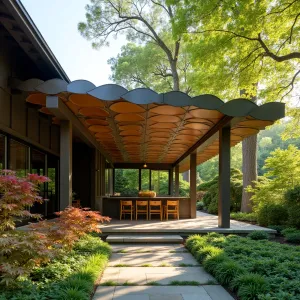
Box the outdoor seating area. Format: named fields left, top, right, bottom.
left=120, top=199, right=179, bottom=221
left=100, top=211, right=276, bottom=236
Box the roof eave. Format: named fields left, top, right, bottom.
left=3, top=0, right=70, bottom=82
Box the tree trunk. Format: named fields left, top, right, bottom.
left=170, top=59, right=180, bottom=91
left=241, top=134, right=257, bottom=213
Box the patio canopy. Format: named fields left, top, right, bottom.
left=18, top=79, right=285, bottom=172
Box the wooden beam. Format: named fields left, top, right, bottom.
left=46, top=96, right=112, bottom=163
left=113, top=163, right=173, bottom=170
left=173, top=116, right=233, bottom=167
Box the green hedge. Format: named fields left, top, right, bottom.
left=0, top=234, right=111, bottom=300
left=186, top=233, right=300, bottom=299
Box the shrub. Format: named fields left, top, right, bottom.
left=284, top=232, right=300, bottom=243
left=207, top=197, right=218, bottom=214
left=30, top=207, right=110, bottom=250
left=230, top=212, right=258, bottom=223
left=286, top=206, right=300, bottom=228
left=196, top=201, right=204, bottom=211
left=232, top=273, right=269, bottom=300
left=214, top=260, right=245, bottom=286
left=247, top=231, right=269, bottom=240
left=186, top=233, right=300, bottom=299
left=1, top=235, right=111, bottom=299
left=285, top=186, right=300, bottom=228
left=203, top=253, right=228, bottom=275
left=267, top=225, right=287, bottom=233
left=198, top=169, right=243, bottom=213
left=257, top=203, right=288, bottom=227
left=0, top=231, right=54, bottom=286
left=281, top=227, right=298, bottom=237
left=0, top=170, right=50, bottom=231
left=285, top=186, right=300, bottom=204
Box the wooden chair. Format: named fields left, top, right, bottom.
left=136, top=200, right=148, bottom=220
left=120, top=200, right=134, bottom=220
left=149, top=200, right=162, bottom=221
left=164, top=200, right=179, bottom=220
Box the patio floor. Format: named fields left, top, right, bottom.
left=100, top=211, right=275, bottom=236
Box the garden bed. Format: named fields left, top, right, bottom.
left=0, top=234, right=111, bottom=300
left=186, top=233, right=300, bottom=300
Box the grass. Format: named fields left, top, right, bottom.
left=122, top=281, right=136, bottom=286
left=141, top=263, right=152, bottom=267
left=100, top=280, right=118, bottom=286
left=178, top=263, right=198, bottom=267
left=113, top=264, right=129, bottom=267
left=147, top=281, right=162, bottom=286
left=116, top=249, right=127, bottom=253
left=159, top=262, right=171, bottom=267
left=169, top=250, right=188, bottom=253
left=0, top=234, right=111, bottom=300
left=169, top=280, right=200, bottom=286
left=230, top=212, right=258, bottom=223
left=186, top=233, right=300, bottom=299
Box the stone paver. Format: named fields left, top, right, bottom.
left=109, top=252, right=198, bottom=266
left=93, top=243, right=234, bottom=300
left=99, top=211, right=276, bottom=235
left=111, top=244, right=186, bottom=253
left=107, top=235, right=183, bottom=243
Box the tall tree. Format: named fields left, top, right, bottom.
left=78, top=0, right=183, bottom=91
left=107, top=41, right=193, bottom=93
left=170, top=0, right=300, bottom=212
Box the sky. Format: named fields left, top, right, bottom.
left=22, top=0, right=127, bottom=85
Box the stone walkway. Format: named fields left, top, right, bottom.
left=93, top=244, right=234, bottom=300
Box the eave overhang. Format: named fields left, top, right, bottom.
left=17, top=79, right=285, bottom=172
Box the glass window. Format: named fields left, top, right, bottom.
left=31, top=149, right=46, bottom=215
left=114, top=169, right=139, bottom=196
left=151, top=170, right=169, bottom=196
left=0, top=135, right=5, bottom=170
left=105, top=168, right=109, bottom=195
left=141, top=169, right=150, bottom=190
left=9, top=139, right=29, bottom=177
left=47, top=155, right=59, bottom=214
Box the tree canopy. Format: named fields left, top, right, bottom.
left=78, top=0, right=186, bottom=90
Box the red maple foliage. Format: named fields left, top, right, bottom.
left=0, top=170, right=50, bottom=232
left=30, top=206, right=111, bottom=249
left=0, top=170, right=110, bottom=285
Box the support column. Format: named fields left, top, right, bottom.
left=60, top=120, right=72, bottom=210
left=190, top=153, right=197, bottom=219
left=218, top=126, right=231, bottom=228
left=175, top=165, right=179, bottom=196
left=169, top=168, right=174, bottom=195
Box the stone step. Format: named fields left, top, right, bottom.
left=106, top=234, right=183, bottom=243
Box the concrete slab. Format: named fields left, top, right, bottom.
left=108, top=252, right=198, bottom=267
left=93, top=286, right=115, bottom=300
left=114, top=295, right=149, bottom=300
left=149, top=295, right=183, bottom=300
left=100, top=211, right=276, bottom=235
left=107, top=235, right=183, bottom=243
left=145, top=267, right=214, bottom=285
left=203, top=285, right=234, bottom=300
left=114, top=286, right=209, bottom=295
left=111, top=244, right=186, bottom=253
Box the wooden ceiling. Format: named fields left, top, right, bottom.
left=19, top=80, right=285, bottom=172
